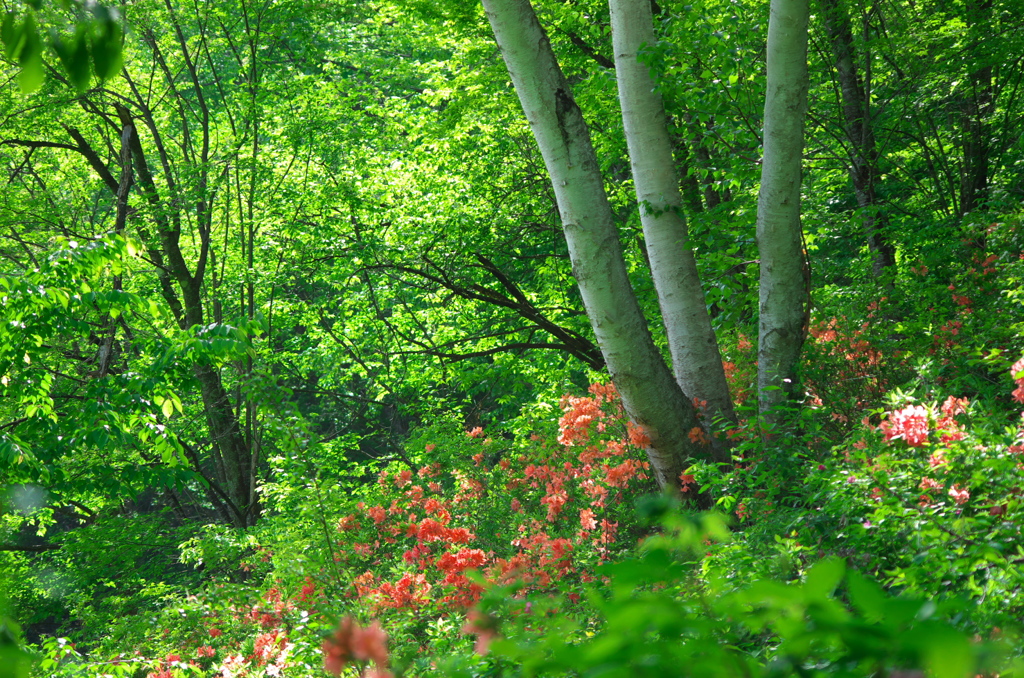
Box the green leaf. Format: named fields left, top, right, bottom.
left=846, top=569, right=887, bottom=621
left=802, top=557, right=845, bottom=600
left=16, top=49, right=43, bottom=93
left=1, top=13, right=21, bottom=60
left=15, top=14, right=43, bottom=93
left=0, top=645, right=35, bottom=678
left=52, top=27, right=92, bottom=93
left=915, top=623, right=973, bottom=678
left=90, top=20, right=123, bottom=81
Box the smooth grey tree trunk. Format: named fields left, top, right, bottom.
left=481, top=0, right=724, bottom=488
left=756, top=0, right=810, bottom=424
left=608, top=0, right=736, bottom=438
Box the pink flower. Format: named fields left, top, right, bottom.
left=323, top=617, right=390, bottom=675
left=415, top=518, right=445, bottom=542
left=948, top=485, right=970, bottom=505
left=351, top=621, right=389, bottom=666
left=579, top=508, right=597, bottom=531
left=540, top=482, right=569, bottom=522
left=367, top=506, right=387, bottom=524
left=940, top=396, right=969, bottom=417
left=300, top=577, right=317, bottom=602
left=462, top=609, right=499, bottom=655
left=1012, top=356, right=1024, bottom=403
left=881, top=405, right=930, bottom=447
left=323, top=617, right=354, bottom=676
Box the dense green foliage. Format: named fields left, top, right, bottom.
left=1, top=0, right=1023, bottom=676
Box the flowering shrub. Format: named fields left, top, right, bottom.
left=701, top=356, right=1024, bottom=631
left=803, top=315, right=905, bottom=432
left=878, top=396, right=968, bottom=447
left=22, top=325, right=1024, bottom=678
left=720, top=332, right=757, bottom=410
left=321, top=382, right=656, bottom=628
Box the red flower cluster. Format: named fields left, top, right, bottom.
left=1012, top=356, right=1024, bottom=404
left=558, top=387, right=611, bottom=446
left=324, top=381, right=654, bottom=617
left=807, top=317, right=888, bottom=417
left=323, top=617, right=390, bottom=678
left=879, top=396, right=970, bottom=448
left=880, top=405, right=930, bottom=447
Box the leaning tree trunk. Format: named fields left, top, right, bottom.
left=482, top=0, right=725, bottom=490
left=608, top=0, right=736, bottom=440
left=756, top=0, right=810, bottom=426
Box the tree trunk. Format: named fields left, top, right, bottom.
left=819, top=0, right=895, bottom=278
left=116, top=105, right=257, bottom=527
left=958, top=0, right=993, bottom=241
left=608, top=0, right=736, bottom=436
left=482, top=0, right=725, bottom=490
left=756, top=0, right=810, bottom=425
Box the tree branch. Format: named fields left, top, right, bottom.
left=0, top=543, right=61, bottom=552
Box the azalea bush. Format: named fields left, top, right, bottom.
left=317, top=506, right=1023, bottom=678
left=698, top=354, right=1024, bottom=632
left=19, top=345, right=1024, bottom=677
left=264, top=381, right=664, bottom=673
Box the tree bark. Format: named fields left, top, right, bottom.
left=608, top=0, right=736, bottom=436
left=819, top=0, right=895, bottom=278
left=756, top=0, right=810, bottom=424
left=958, top=0, right=993, bottom=237
left=482, top=0, right=724, bottom=490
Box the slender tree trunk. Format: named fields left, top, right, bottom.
left=608, top=0, right=736, bottom=436
left=819, top=0, right=895, bottom=278
left=116, top=104, right=256, bottom=527
left=958, top=0, right=993, bottom=240
left=960, top=63, right=992, bottom=219
left=683, top=112, right=731, bottom=210
left=757, top=0, right=810, bottom=424
left=482, top=0, right=725, bottom=490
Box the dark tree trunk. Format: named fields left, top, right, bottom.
left=819, top=0, right=895, bottom=278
